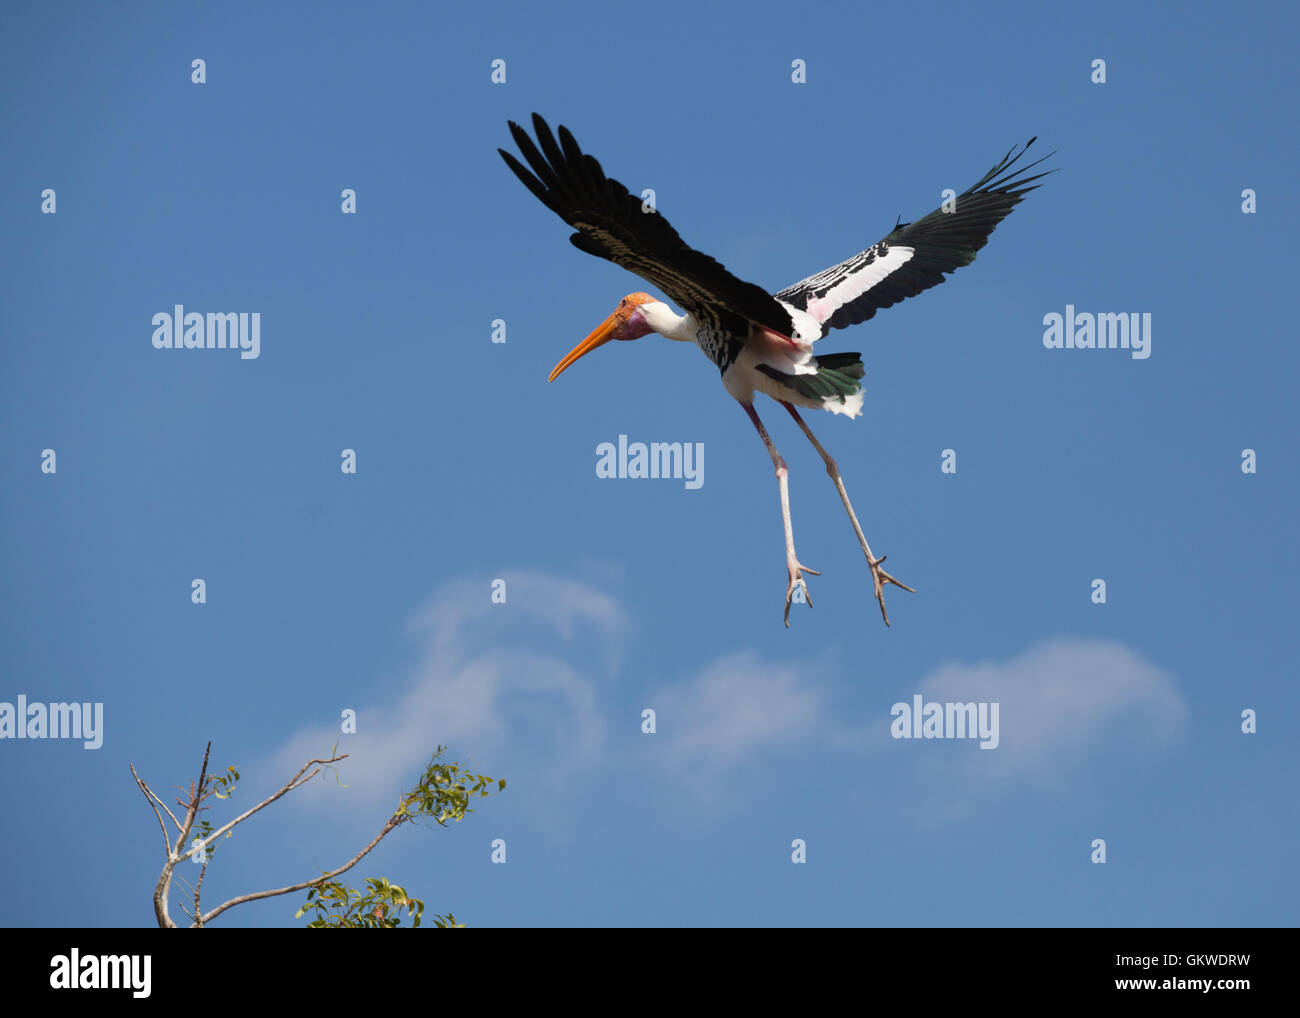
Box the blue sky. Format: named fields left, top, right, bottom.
left=1, top=0, right=1296, bottom=927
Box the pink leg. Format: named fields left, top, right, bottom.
left=782, top=401, right=913, bottom=627
left=742, top=402, right=819, bottom=627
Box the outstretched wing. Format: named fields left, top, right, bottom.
left=776, top=139, right=1054, bottom=335
left=500, top=113, right=793, bottom=337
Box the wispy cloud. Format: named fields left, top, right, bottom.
left=264, top=571, right=627, bottom=830
left=649, top=651, right=828, bottom=769
left=915, top=638, right=1186, bottom=777
left=265, top=568, right=1182, bottom=833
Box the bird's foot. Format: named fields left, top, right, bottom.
left=866, top=554, right=914, bottom=627
left=784, top=559, right=820, bottom=627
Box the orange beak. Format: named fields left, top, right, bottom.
left=548, top=310, right=623, bottom=382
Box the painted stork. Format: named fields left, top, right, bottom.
left=500, top=114, right=1052, bottom=627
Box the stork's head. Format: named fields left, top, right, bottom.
left=548, top=292, right=663, bottom=382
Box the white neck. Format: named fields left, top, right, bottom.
left=641, top=301, right=696, bottom=342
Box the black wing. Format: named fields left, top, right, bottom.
left=500, top=113, right=793, bottom=337
left=776, top=139, right=1054, bottom=334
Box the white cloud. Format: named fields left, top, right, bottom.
left=263, top=569, right=1181, bottom=834
left=264, top=571, right=627, bottom=829
left=908, top=638, right=1186, bottom=781
left=650, top=651, right=828, bottom=769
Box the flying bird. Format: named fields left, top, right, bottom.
left=500, top=114, right=1052, bottom=627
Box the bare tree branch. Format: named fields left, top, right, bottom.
left=193, top=859, right=208, bottom=928
left=196, top=809, right=404, bottom=926
left=173, top=754, right=344, bottom=866
left=130, top=763, right=171, bottom=858
left=136, top=742, right=214, bottom=928
left=146, top=782, right=183, bottom=834
left=133, top=743, right=350, bottom=928
left=134, top=742, right=496, bottom=928
left=172, top=741, right=212, bottom=866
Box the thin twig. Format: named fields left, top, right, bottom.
left=146, top=783, right=183, bottom=834
left=175, top=755, right=345, bottom=866
left=130, top=764, right=171, bottom=857
left=173, top=742, right=212, bottom=864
